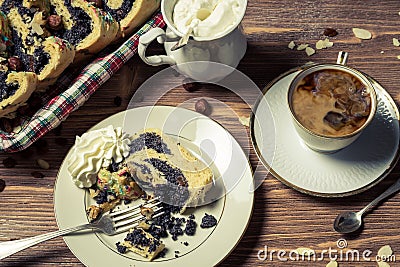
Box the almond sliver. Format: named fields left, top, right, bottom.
left=305, top=47, right=315, bottom=56
left=378, top=245, right=393, bottom=258
left=288, top=41, right=296, bottom=49
left=352, top=28, right=372, bottom=40
left=297, top=44, right=309, bottom=50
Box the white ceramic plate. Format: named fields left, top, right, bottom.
left=54, top=106, right=254, bottom=266
left=251, top=69, right=400, bottom=197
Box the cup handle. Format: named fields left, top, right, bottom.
left=138, top=28, right=177, bottom=66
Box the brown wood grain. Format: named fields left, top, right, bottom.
left=1, top=0, right=400, bottom=266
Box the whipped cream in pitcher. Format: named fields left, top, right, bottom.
left=138, top=0, right=247, bottom=80
left=173, top=0, right=243, bottom=38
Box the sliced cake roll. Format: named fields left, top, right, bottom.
left=5, top=1, right=75, bottom=90
left=34, top=36, right=74, bottom=88
left=103, top=0, right=160, bottom=38
left=0, top=71, right=38, bottom=118
left=49, top=0, right=119, bottom=61
left=0, top=8, right=38, bottom=118
left=126, top=129, right=214, bottom=212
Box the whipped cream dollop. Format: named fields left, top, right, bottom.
left=173, top=0, right=243, bottom=38
left=67, top=125, right=131, bottom=188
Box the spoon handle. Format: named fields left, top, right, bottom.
left=359, top=178, right=400, bottom=215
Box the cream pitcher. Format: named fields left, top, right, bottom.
left=138, top=0, right=248, bottom=81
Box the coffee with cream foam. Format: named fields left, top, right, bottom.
left=291, top=69, right=372, bottom=137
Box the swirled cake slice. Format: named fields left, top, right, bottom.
left=4, top=1, right=75, bottom=90
left=49, top=0, right=118, bottom=61
left=0, top=71, right=37, bottom=117
left=103, top=0, right=160, bottom=38
left=126, top=129, right=213, bottom=212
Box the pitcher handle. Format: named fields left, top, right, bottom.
left=138, top=28, right=177, bottom=66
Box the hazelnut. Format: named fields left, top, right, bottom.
left=183, top=78, right=201, bottom=92
left=323, top=28, right=338, bottom=37
left=47, top=15, right=63, bottom=31
left=195, top=99, right=211, bottom=115
left=88, top=0, right=103, bottom=8
left=8, top=57, right=22, bottom=71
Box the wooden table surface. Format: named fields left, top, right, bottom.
left=1, top=1, right=400, bottom=266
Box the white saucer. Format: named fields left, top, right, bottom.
left=251, top=68, right=400, bottom=197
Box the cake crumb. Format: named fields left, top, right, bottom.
left=397, top=55, right=400, bottom=60
left=393, top=38, right=400, bottom=47
left=200, top=213, right=217, bottom=228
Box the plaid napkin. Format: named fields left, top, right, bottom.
left=0, top=12, right=165, bottom=153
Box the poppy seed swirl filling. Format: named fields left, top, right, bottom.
left=128, top=132, right=191, bottom=207
left=1, top=0, right=30, bottom=16
left=0, top=72, right=19, bottom=102
left=10, top=30, right=32, bottom=72
left=130, top=132, right=172, bottom=154
left=33, top=47, right=51, bottom=74
left=50, top=3, right=93, bottom=46
left=103, top=0, right=136, bottom=22
left=144, top=158, right=190, bottom=208
left=9, top=30, right=51, bottom=75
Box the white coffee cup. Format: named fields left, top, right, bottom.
left=138, top=0, right=248, bottom=81
left=287, top=52, right=377, bottom=153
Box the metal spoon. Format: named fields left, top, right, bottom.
left=334, top=178, right=400, bottom=234
left=170, top=25, right=194, bottom=51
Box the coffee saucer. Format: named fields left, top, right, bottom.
left=251, top=68, right=400, bottom=197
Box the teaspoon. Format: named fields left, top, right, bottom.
left=334, top=178, right=400, bottom=234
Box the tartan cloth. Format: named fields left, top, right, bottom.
left=0, top=12, right=165, bottom=153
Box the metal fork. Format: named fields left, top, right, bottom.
left=0, top=198, right=163, bottom=260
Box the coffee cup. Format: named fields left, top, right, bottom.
left=287, top=52, right=377, bottom=153
left=138, top=0, right=248, bottom=81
